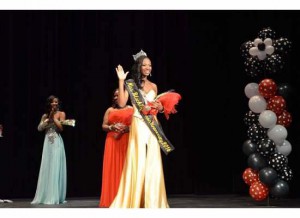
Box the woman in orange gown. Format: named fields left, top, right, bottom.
left=99, top=89, right=133, bottom=207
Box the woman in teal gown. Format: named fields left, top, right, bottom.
left=31, top=95, right=67, bottom=205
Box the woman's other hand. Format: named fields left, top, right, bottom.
left=153, top=100, right=164, bottom=112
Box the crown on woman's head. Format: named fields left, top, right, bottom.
left=132, top=49, right=147, bottom=61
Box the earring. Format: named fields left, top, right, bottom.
left=150, top=73, right=152, bottom=77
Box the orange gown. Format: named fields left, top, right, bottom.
left=99, top=107, right=133, bottom=207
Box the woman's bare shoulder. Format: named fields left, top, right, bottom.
left=58, top=111, right=66, bottom=115
left=150, top=82, right=158, bottom=94
left=106, top=107, right=115, bottom=113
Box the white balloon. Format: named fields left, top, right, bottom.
left=249, top=47, right=258, bottom=56
left=276, top=139, right=292, bottom=156
left=248, top=95, right=267, bottom=113
left=259, top=110, right=277, bottom=128
left=257, top=52, right=266, bottom=60
left=254, top=38, right=262, bottom=46
left=244, top=83, right=259, bottom=98
left=265, top=46, right=274, bottom=55
left=267, top=125, right=288, bottom=145
left=264, top=38, right=273, bottom=46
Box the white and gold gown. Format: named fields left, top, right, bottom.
left=110, top=89, right=169, bottom=208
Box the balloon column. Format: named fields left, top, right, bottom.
left=241, top=27, right=293, bottom=201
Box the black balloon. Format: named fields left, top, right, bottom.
left=242, top=139, right=258, bottom=156
left=247, top=123, right=267, bottom=143
left=273, top=37, right=292, bottom=56
left=270, top=179, right=289, bottom=198
left=257, top=138, right=276, bottom=157
left=268, top=152, right=288, bottom=171
left=265, top=54, right=284, bottom=74
left=259, top=166, right=278, bottom=186
left=277, top=83, right=292, bottom=100
left=278, top=165, right=293, bottom=182
left=248, top=153, right=268, bottom=171
left=244, top=110, right=259, bottom=127
left=244, top=56, right=264, bottom=78
left=240, top=40, right=254, bottom=59
left=258, top=27, right=276, bottom=40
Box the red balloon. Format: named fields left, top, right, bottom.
left=242, top=168, right=259, bottom=186
left=249, top=181, right=269, bottom=201
left=267, top=95, right=286, bottom=115
left=277, top=110, right=292, bottom=127
left=258, top=78, right=277, bottom=99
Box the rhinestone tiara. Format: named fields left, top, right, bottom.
left=132, top=49, right=147, bottom=61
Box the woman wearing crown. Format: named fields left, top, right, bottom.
left=109, top=50, right=181, bottom=208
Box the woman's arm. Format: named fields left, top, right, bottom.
left=53, top=111, right=65, bottom=132
left=102, top=108, right=113, bottom=132
left=37, top=114, right=48, bottom=131
left=102, top=108, right=126, bottom=132
left=116, top=65, right=129, bottom=107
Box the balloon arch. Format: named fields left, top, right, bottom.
left=240, top=27, right=293, bottom=201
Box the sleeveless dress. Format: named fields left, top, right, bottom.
left=110, top=90, right=169, bottom=208
left=99, top=107, right=134, bottom=207
left=31, top=122, right=67, bottom=204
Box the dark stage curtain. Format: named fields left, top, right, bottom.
left=0, top=10, right=300, bottom=199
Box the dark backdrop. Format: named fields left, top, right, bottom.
left=0, top=10, right=300, bottom=199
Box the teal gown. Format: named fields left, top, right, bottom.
left=31, top=122, right=67, bottom=204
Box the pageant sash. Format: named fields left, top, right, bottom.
left=125, top=79, right=175, bottom=155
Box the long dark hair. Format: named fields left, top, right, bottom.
left=130, top=55, right=149, bottom=89
left=45, top=95, right=61, bottom=115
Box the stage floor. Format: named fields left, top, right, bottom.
left=1, top=194, right=300, bottom=208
